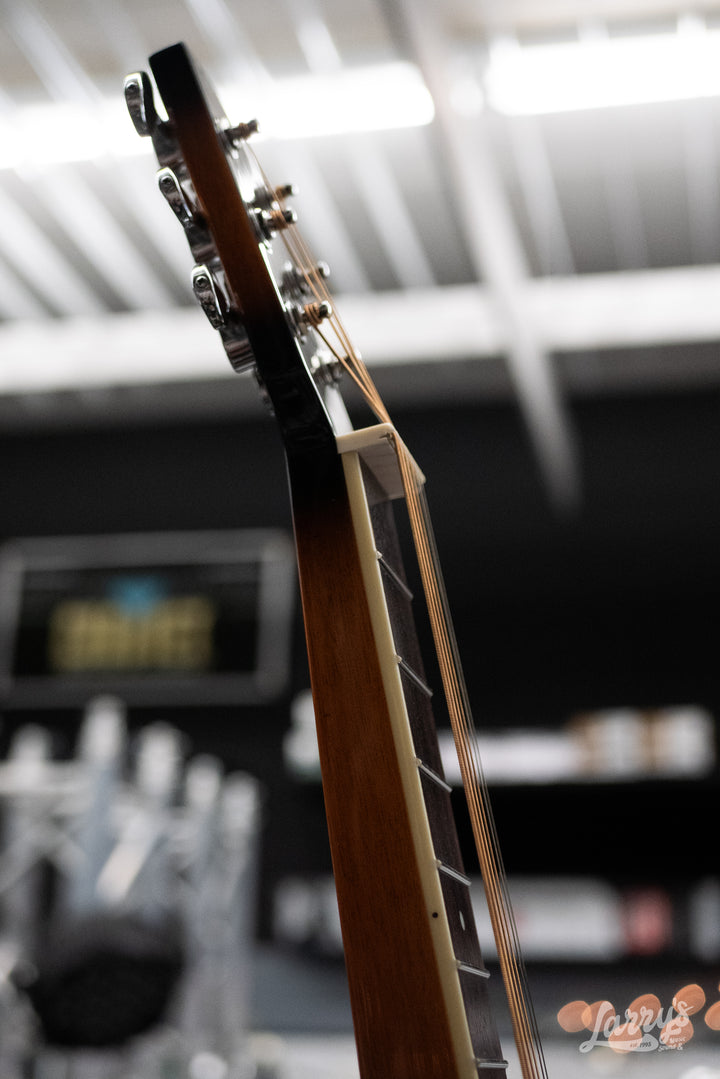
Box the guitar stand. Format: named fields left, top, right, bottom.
left=0, top=699, right=265, bottom=1079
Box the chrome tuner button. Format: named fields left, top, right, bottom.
left=191, top=265, right=227, bottom=329
left=316, top=261, right=331, bottom=280
left=157, top=168, right=195, bottom=224
left=124, top=72, right=157, bottom=137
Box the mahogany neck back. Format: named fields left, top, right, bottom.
left=288, top=433, right=507, bottom=1079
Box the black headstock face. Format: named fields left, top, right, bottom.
left=124, top=43, right=339, bottom=457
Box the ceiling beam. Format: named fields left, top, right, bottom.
left=31, top=166, right=176, bottom=310
left=503, top=113, right=575, bottom=276
left=0, top=182, right=105, bottom=317
left=286, top=0, right=435, bottom=289
left=178, top=0, right=371, bottom=294
left=2, top=0, right=99, bottom=104
left=2, top=266, right=720, bottom=395
left=0, top=254, right=50, bottom=320
left=467, top=0, right=720, bottom=33
left=384, top=0, right=580, bottom=507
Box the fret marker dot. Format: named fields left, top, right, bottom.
left=432, top=912, right=438, bottom=918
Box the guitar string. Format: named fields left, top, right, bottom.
left=396, top=445, right=527, bottom=1061
left=397, top=454, right=547, bottom=1077
left=300, top=235, right=546, bottom=1079
left=246, top=156, right=388, bottom=423
left=409, top=470, right=548, bottom=1079
left=281, top=221, right=546, bottom=1079
left=399, top=448, right=546, bottom=1079
left=391, top=426, right=545, bottom=1079
left=247, top=162, right=536, bottom=1072
left=274, top=213, right=547, bottom=1079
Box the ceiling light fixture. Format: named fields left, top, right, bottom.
left=0, top=61, right=434, bottom=172
left=223, top=61, right=434, bottom=139
left=485, top=23, right=720, bottom=115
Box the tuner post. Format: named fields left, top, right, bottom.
left=254, top=205, right=297, bottom=242
left=303, top=301, right=332, bottom=328
left=226, top=119, right=259, bottom=142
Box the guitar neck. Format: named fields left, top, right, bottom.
left=289, top=424, right=507, bottom=1079
left=125, top=42, right=544, bottom=1076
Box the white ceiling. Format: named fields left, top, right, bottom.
left=3, top=0, right=720, bottom=503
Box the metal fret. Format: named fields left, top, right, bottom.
left=457, top=960, right=490, bottom=979
left=364, top=459, right=510, bottom=1076
left=475, top=1060, right=509, bottom=1071
left=376, top=548, right=413, bottom=600
left=436, top=859, right=471, bottom=887
left=396, top=654, right=433, bottom=697
left=417, top=759, right=452, bottom=792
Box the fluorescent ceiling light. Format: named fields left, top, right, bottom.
left=0, top=99, right=144, bottom=170
left=486, top=27, right=720, bottom=115
left=0, top=62, right=433, bottom=171
left=223, top=62, right=434, bottom=139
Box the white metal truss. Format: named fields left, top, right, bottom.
left=2, top=266, right=720, bottom=394
left=0, top=0, right=718, bottom=504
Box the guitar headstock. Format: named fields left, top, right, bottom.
left=124, top=43, right=341, bottom=457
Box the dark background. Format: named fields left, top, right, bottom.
left=2, top=383, right=719, bottom=939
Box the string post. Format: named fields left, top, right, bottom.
left=303, top=300, right=332, bottom=327
left=226, top=118, right=259, bottom=142
left=255, top=205, right=297, bottom=241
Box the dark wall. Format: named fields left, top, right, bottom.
left=405, top=390, right=720, bottom=723
left=4, top=386, right=720, bottom=722
left=2, top=385, right=719, bottom=902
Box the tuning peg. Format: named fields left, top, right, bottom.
left=191, top=265, right=227, bottom=329
left=190, top=265, right=256, bottom=375
left=275, top=183, right=298, bottom=200
left=226, top=119, right=259, bottom=143
left=157, top=167, right=195, bottom=224
left=124, top=71, right=157, bottom=138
